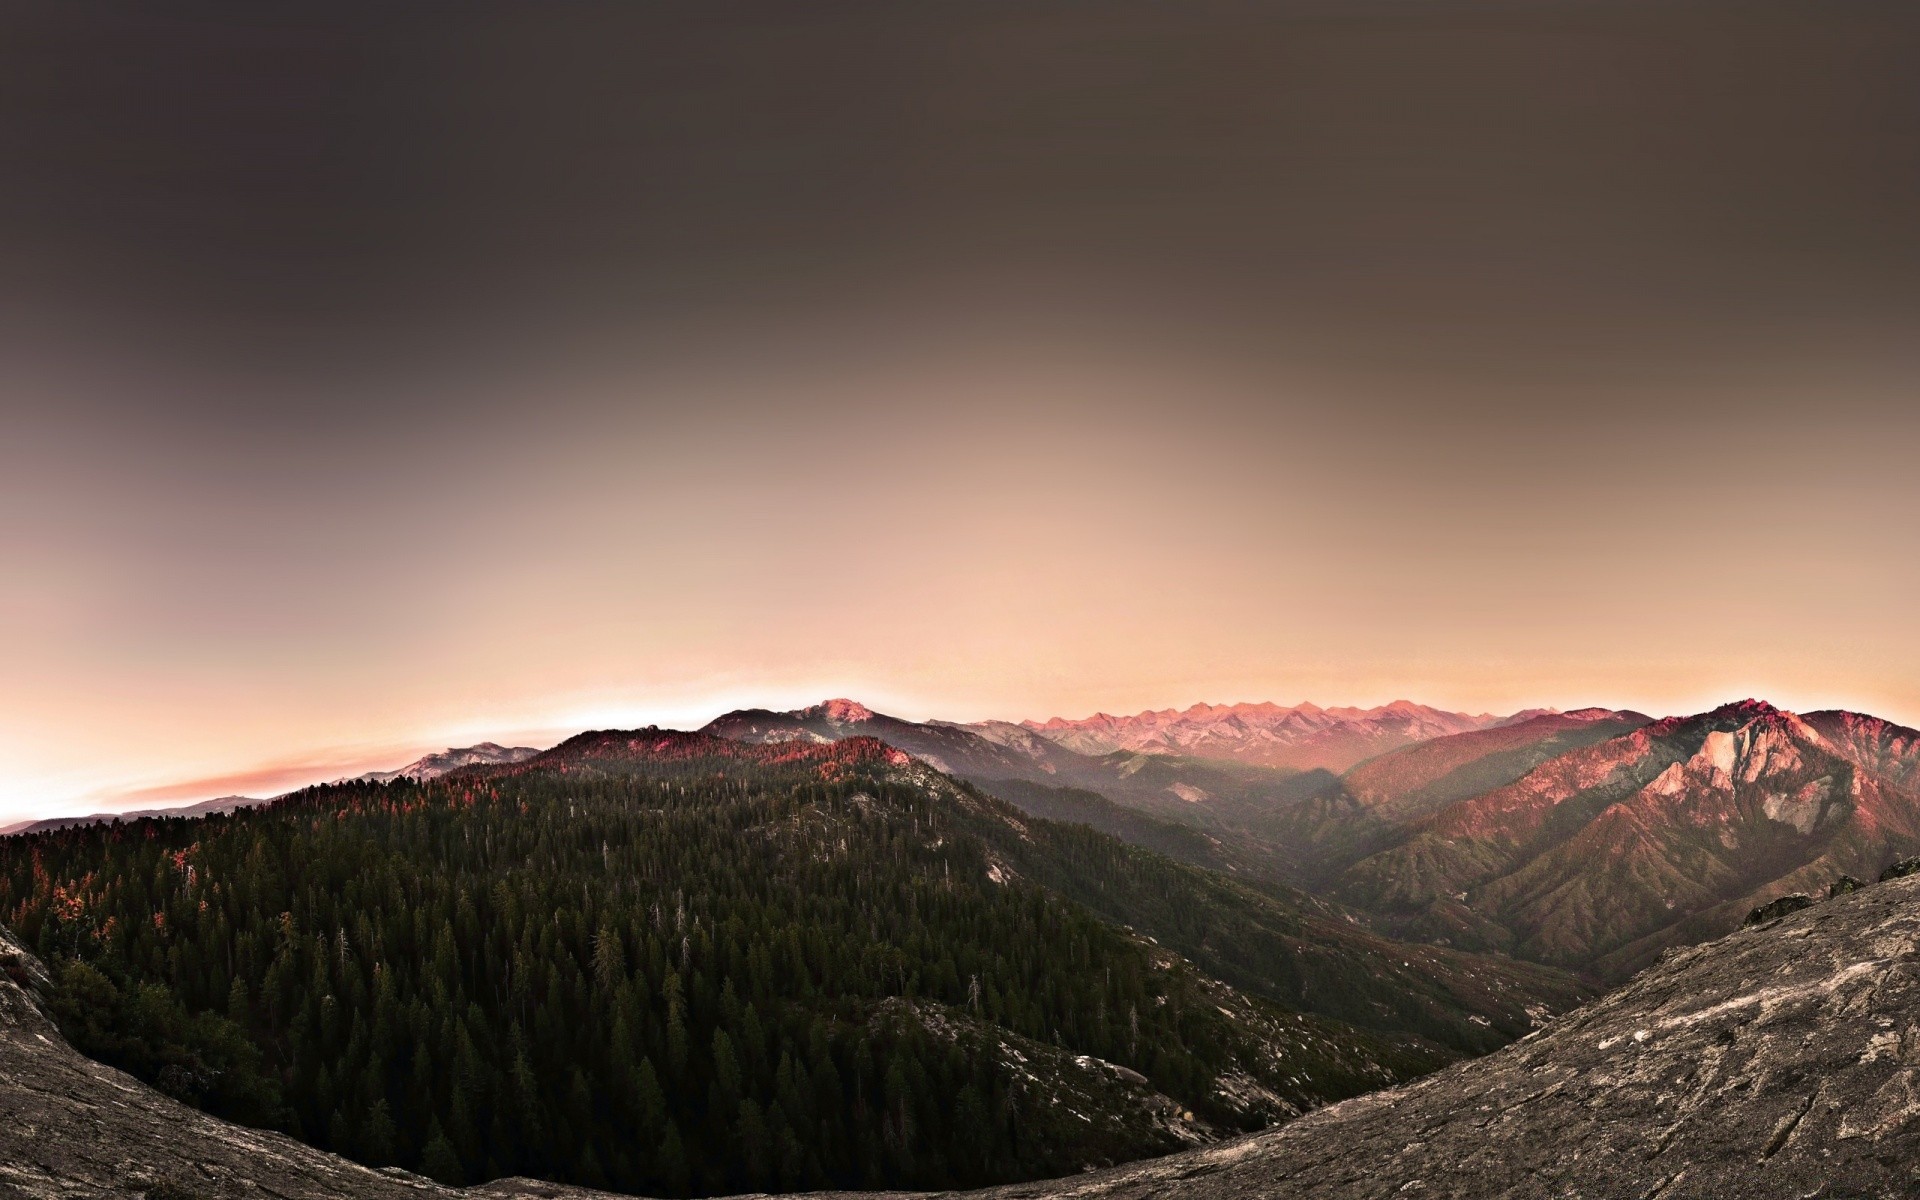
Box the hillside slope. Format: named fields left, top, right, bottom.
left=1338, top=701, right=1920, bottom=977
left=1340, top=708, right=1652, bottom=825
left=922, top=864, right=1920, bottom=1200
left=0, top=920, right=619, bottom=1200
left=1, top=730, right=1583, bottom=1196
left=9, top=860, right=1917, bottom=1199
left=704, top=701, right=1339, bottom=880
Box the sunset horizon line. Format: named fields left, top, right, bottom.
left=14, top=685, right=1910, bottom=829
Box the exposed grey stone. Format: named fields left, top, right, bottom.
left=1880, top=856, right=1920, bottom=882
left=1743, top=893, right=1815, bottom=926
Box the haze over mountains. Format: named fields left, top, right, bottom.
left=18, top=692, right=1919, bottom=990
left=0, top=795, right=269, bottom=838
left=0, top=725, right=1584, bottom=1195
left=0, top=744, right=545, bottom=837
left=347, top=742, right=541, bottom=784
left=701, top=694, right=1920, bottom=981
left=1016, top=701, right=1541, bottom=772
left=23, top=691, right=1916, bottom=989
left=7, top=690, right=1920, bottom=1198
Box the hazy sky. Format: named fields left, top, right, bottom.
left=3, top=2, right=1918, bottom=821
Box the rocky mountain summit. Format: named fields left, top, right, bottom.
left=6, top=866, right=1920, bottom=1198
left=1335, top=700, right=1920, bottom=978
left=350, top=741, right=542, bottom=783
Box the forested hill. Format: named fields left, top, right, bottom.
left=0, top=729, right=1580, bottom=1197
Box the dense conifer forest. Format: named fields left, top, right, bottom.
left=0, top=732, right=1574, bottom=1195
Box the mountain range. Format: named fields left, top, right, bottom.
left=22, top=695, right=1917, bottom=990
left=346, top=741, right=542, bottom=783
left=0, top=794, right=269, bottom=838
left=1335, top=700, right=1920, bottom=978
left=1016, top=700, right=1542, bottom=772
left=699, top=696, right=1920, bottom=983
left=0, top=744, right=544, bottom=838
left=0, top=726, right=1585, bottom=1196
left=7, top=691, right=1920, bottom=1197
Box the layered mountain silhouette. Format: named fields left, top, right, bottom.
left=704, top=697, right=1920, bottom=983
left=0, top=745, right=547, bottom=839
left=0, top=727, right=1584, bottom=1196
left=1017, top=701, right=1532, bottom=772
left=0, top=795, right=270, bottom=838
left=347, top=741, right=542, bottom=783
left=10, top=693, right=1920, bottom=1196
left=1336, top=700, right=1920, bottom=977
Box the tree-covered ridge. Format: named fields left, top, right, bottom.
left=0, top=732, right=1447, bottom=1196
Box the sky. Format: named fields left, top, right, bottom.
left=3, top=1, right=1919, bottom=822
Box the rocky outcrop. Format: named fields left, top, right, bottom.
left=1882, top=856, right=1920, bottom=882
left=1743, top=893, right=1814, bottom=925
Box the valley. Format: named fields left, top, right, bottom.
left=7, top=834, right=1918, bottom=1199
left=0, top=726, right=1583, bottom=1196
left=7, top=693, right=1919, bottom=1198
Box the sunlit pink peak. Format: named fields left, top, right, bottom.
left=809, top=698, right=876, bottom=723
left=1558, top=707, right=1617, bottom=721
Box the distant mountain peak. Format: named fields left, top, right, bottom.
left=351, top=741, right=542, bottom=784
left=0, top=793, right=269, bottom=837
left=1336, top=696, right=1920, bottom=978
left=1018, top=700, right=1523, bottom=772
left=807, top=698, right=876, bottom=723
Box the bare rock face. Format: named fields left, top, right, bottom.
left=7, top=877, right=1920, bottom=1200
left=1881, top=856, right=1920, bottom=882
left=1744, top=893, right=1814, bottom=926
left=1335, top=702, right=1920, bottom=979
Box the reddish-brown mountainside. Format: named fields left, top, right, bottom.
left=1341, top=708, right=1651, bottom=824
left=1336, top=701, right=1920, bottom=978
